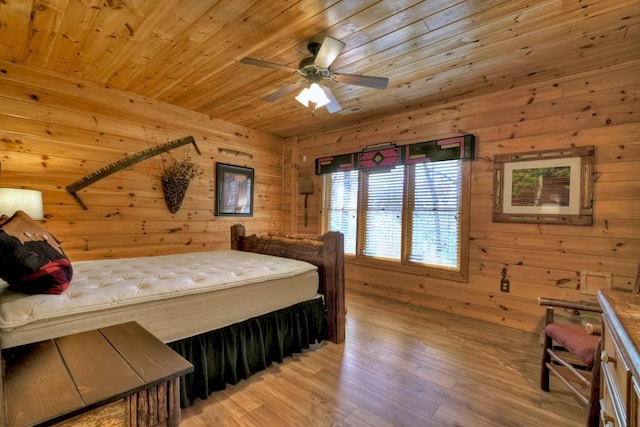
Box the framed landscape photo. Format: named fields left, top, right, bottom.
left=215, top=163, right=254, bottom=216
left=492, top=146, right=594, bottom=225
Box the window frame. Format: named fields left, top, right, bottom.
left=323, top=161, right=471, bottom=283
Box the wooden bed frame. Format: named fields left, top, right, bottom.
left=0, top=224, right=346, bottom=417
left=231, top=224, right=345, bottom=344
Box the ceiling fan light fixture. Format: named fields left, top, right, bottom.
left=294, top=87, right=311, bottom=106
left=241, top=36, right=388, bottom=113
left=295, top=83, right=330, bottom=108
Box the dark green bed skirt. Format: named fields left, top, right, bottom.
left=168, top=297, right=328, bottom=408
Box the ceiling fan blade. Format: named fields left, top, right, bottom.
left=240, top=58, right=297, bottom=73
left=264, top=82, right=302, bottom=102
left=314, top=37, right=346, bottom=69
left=334, top=73, right=389, bottom=89
left=322, top=86, right=342, bottom=113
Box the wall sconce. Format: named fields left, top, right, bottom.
left=295, top=83, right=330, bottom=109
left=0, top=188, right=44, bottom=219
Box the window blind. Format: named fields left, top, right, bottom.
left=408, top=160, right=462, bottom=268
left=324, top=170, right=358, bottom=254
left=362, top=166, right=404, bottom=260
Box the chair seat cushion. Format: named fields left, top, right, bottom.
left=546, top=323, right=600, bottom=368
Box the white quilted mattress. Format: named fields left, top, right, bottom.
left=0, top=250, right=319, bottom=349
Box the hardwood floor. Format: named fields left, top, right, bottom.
left=181, top=291, right=587, bottom=426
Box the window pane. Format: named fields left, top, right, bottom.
left=324, top=170, right=358, bottom=254
left=363, top=167, right=404, bottom=259
left=409, top=160, right=462, bottom=268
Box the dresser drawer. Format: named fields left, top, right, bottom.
left=633, top=376, right=640, bottom=427
left=602, top=360, right=627, bottom=427
left=602, top=322, right=632, bottom=415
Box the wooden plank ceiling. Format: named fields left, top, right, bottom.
left=1, top=0, right=638, bottom=138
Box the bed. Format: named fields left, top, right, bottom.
left=0, top=221, right=345, bottom=407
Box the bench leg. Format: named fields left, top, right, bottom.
left=167, top=378, right=181, bottom=427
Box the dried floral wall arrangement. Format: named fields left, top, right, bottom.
left=161, top=151, right=201, bottom=213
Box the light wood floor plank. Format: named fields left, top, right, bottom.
left=181, top=291, right=587, bottom=426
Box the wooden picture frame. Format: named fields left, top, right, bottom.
left=215, top=163, right=254, bottom=216
left=492, top=146, right=594, bottom=225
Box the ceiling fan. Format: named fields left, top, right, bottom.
left=240, top=37, right=389, bottom=113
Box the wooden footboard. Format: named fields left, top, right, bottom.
left=231, top=224, right=345, bottom=344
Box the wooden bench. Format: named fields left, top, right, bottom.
left=1, top=321, right=193, bottom=426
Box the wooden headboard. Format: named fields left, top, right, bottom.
left=230, top=224, right=345, bottom=344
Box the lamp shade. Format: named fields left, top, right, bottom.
left=0, top=189, right=44, bottom=220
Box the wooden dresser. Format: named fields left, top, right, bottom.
left=598, top=290, right=640, bottom=427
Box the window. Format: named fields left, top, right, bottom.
left=323, top=169, right=359, bottom=254
left=322, top=160, right=469, bottom=281
left=408, top=161, right=463, bottom=269
left=362, top=166, right=404, bottom=260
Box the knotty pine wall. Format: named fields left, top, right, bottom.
left=285, top=59, right=640, bottom=333
left=0, top=60, right=284, bottom=261
left=2, top=56, right=638, bottom=334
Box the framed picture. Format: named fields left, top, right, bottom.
left=492, top=146, right=594, bottom=225
left=215, top=163, right=254, bottom=216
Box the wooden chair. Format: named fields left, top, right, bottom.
left=540, top=263, right=640, bottom=426
left=539, top=298, right=602, bottom=427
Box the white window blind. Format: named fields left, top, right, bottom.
left=408, top=160, right=462, bottom=268
left=324, top=170, right=359, bottom=254
left=362, top=167, right=404, bottom=260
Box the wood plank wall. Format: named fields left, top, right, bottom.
left=285, top=59, right=640, bottom=333
left=2, top=55, right=638, bottom=334
left=0, top=60, right=285, bottom=261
